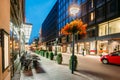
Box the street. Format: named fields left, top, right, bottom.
left=62, top=53, right=120, bottom=80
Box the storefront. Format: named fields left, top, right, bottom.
left=97, top=40, right=108, bottom=56
left=78, top=42, right=84, bottom=54
left=61, top=44, right=67, bottom=53
left=89, top=41, right=96, bottom=55
left=97, top=17, right=120, bottom=55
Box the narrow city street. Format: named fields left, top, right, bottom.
left=20, top=52, right=120, bottom=80
left=62, top=53, right=120, bottom=80
left=20, top=52, right=91, bottom=80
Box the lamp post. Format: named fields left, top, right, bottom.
left=69, top=4, right=80, bottom=74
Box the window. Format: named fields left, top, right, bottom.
left=96, top=0, right=105, bottom=7
left=87, top=27, right=96, bottom=37
left=82, top=5, right=87, bottom=15
left=96, top=6, right=105, bottom=20
left=99, top=23, right=108, bottom=36
left=82, top=15, right=88, bottom=23
left=99, top=18, right=120, bottom=36
left=89, top=12, right=95, bottom=22
left=107, top=0, right=117, bottom=16
left=88, top=0, right=94, bottom=9
left=109, top=19, right=120, bottom=35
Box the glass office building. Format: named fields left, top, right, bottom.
left=41, top=0, right=120, bottom=55
left=57, top=0, right=120, bottom=55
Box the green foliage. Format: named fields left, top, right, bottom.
left=49, top=52, right=54, bottom=60
left=39, top=50, right=45, bottom=57
left=43, top=51, right=45, bottom=57
left=56, top=53, right=62, bottom=64
left=35, top=50, right=39, bottom=54
left=69, top=55, right=78, bottom=71
left=46, top=51, right=49, bottom=58
left=39, top=50, right=43, bottom=56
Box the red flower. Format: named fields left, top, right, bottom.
left=61, top=19, right=87, bottom=36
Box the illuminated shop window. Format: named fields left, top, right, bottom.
left=99, top=18, right=120, bottom=36
left=99, top=23, right=108, bottom=36
left=109, top=19, right=120, bottom=34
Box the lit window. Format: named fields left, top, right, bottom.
left=90, top=12, right=95, bottom=21
left=91, top=0, right=94, bottom=8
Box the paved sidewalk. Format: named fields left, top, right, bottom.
left=12, top=63, right=21, bottom=80
left=20, top=52, right=102, bottom=80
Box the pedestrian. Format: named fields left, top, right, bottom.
left=82, top=49, right=85, bottom=56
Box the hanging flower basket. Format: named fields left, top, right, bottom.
left=61, top=19, right=87, bottom=35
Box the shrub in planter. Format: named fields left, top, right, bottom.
left=49, top=52, right=54, bottom=60
left=35, top=50, right=39, bottom=54
left=56, top=53, right=62, bottom=64
left=39, top=50, right=43, bottom=56
left=43, top=51, right=45, bottom=57
left=69, top=55, right=78, bottom=71
left=45, top=51, right=49, bottom=58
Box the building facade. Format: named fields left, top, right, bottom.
left=0, top=0, right=25, bottom=80
left=23, top=23, right=32, bottom=44
left=40, top=0, right=120, bottom=56
left=41, top=1, right=58, bottom=51
left=0, top=0, right=10, bottom=80
left=58, top=0, right=120, bottom=55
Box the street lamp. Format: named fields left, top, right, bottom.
left=69, top=4, right=80, bottom=74
left=69, top=4, right=80, bottom=16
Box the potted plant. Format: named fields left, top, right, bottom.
left=56, top=53, right=62, bottom=64
left=46, top=51, right=49, bottom=58
left=49, top=52, right=54, bottom=60
left=69, top=55, right=78, bottom=71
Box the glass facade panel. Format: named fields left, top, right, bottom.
left=90, top=41, right=96, bottom=54
left=99, top=23, right=108, bottom=36
left=88, top=0, right=94, bottom=9
left=89, top=12, right=95, bottom=22
left=109, top=19, right=120, bottom=34
left=99, top=18, right=120, bottom=36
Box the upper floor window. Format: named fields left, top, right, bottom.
left=99, top=23, right=108, bottom=36
left=88, top=0, right=94, bottom=9
left=96, top=6, right=105, bottom=20
left=109, top=19, right=120, bottom=35
left=87, top=27, right=96, bottom=37
left=107, top=0, right=116, bottom=14
left=89, top=12, right=95, bottom=22
left=96, top=0, right=105, bottom=7
left=81, top=4, right=87, bottom=15
left=98, top=18, right=120, bottom=36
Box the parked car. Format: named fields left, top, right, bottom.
left=100, top=51, right=120, bottom=65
